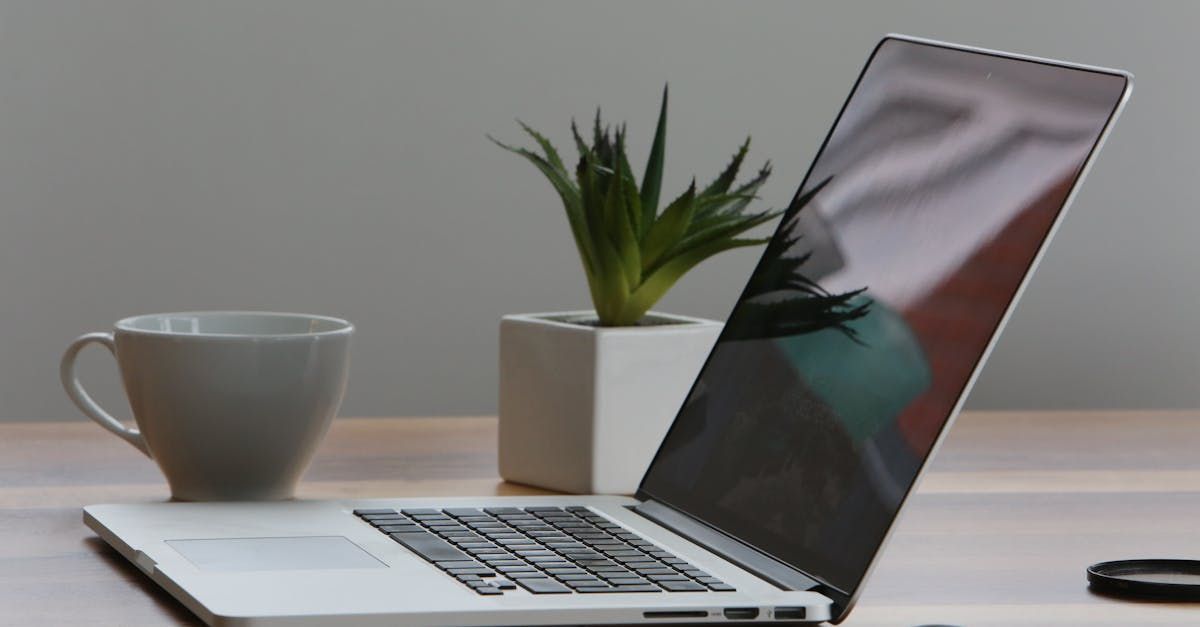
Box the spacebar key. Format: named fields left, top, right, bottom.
left=390, top=532, right=470, bottom=563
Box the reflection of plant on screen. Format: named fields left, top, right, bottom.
left=724, top=177, right=872, bottom=342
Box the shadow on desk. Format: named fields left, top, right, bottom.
left=84, top=536, right=202, bottom=625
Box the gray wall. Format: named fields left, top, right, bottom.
left=1, top=0, right=1194, bottom=420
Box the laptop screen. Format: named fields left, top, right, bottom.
left=639, top=37, right=1129, bottom=600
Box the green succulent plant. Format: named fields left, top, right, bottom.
left=490, top=86, right=780, bottom=326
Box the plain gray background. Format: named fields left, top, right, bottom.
left=2, top=1, right=1192, bottom=420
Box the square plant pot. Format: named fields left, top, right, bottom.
left=498, top=310, right=722, bottom=494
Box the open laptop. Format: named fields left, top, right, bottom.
left=84, top=35, right=1131, bottom=625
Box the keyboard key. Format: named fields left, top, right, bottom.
left=481, top=558, right=526, bottom=567
left=443, top=508, right=483, bottom=517
left=590, top=535, right=628, bottom=547
left=564, top=577, right=606, bottom=588
left=706, top=583, right=736, bottom=591
left=475, top=586, right=503, bottom=595
left=483, top=507, right=524, bottom=515
left=412, top=514, right=453, bottom=522
left=634, top=567, right=675, bottom=576
left=660, top=580, right=707, bottom=592
left=353, top=508, right=395, bottom=516
left=446, top=566, right=495, bottom=577
left=363, top=514, right=407, bottom=522
left=544, top=567, right=587, bottom=576
left=479, top=532, right=524, bottom=540
left=648, top=573, right=688, bottom=582
left=563, top=551, right=605, bottom=561
left=554, top=572, right=598, bottom=581
left=510, top=524, right=554, bottom=532
left=491, top=579, right=517, bottom=590
left=523, top=506, right=565, bottom=513
left=515, top=577, right=571, bottom=594
left=435, top=560, right=480, bottom=569
left=545, top=542, right=588, bottom=551
left=458, top=542, right=499, bottom=551
left=507, top=570, right=546, bottom=579
left=605, top=576, right=650, bottom=585
left=391, top=532, right=470, bottom=563
left=377, top=524, right=423, bottom=533
left=610, top=584, right=661, bottom=593
left=513, top=550, right=556, bottom=559
left=468, top=550, right=508, bottom=558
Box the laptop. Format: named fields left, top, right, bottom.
left=84, top=35, right=1131, bottom=625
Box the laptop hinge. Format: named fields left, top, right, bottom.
left=630, top=500, right=823, bottom=592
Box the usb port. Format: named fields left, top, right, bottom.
left=724, top=607, right=760, bottom=620
left=773, top=606, right=806, bottom=620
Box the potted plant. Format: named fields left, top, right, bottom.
left=491, top=86, right=779, bottom=494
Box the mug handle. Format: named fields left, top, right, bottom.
left=60, top=332, right=151, bottom=457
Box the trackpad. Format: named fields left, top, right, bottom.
left=167, top=536, right=386, bottom=572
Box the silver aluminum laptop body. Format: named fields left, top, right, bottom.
left=85, top=36, right=1131, bottom=626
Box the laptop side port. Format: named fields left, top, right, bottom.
left=643, top=610, right=710, bottom=619
left=773, top=607, right=807, bottom=620
left=724, top=607, right=760, bottom=620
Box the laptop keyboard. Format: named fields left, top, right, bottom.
left=353, top=506, right=735, bottom=595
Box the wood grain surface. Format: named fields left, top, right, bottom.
left=1, top=411, right=1198, bottom=625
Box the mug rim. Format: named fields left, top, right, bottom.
left=114, top=311, right=354, bottom=339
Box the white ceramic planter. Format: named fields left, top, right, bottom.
left=498, top=311, right=722, bottom=495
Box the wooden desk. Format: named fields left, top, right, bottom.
left=1, top=411, right=1198, bottom=625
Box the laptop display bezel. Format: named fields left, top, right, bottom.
left=634, top=34, right=1132, bottom=623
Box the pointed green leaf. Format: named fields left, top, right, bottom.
left=571, top=118, right=591, bottom=160
left=663, top=209, right=781, bottom=272
left=617, top=237, right=766, bottom=324
left=576, top=154, right=606, bottom=263
left=697, top=161, right=771, bottom=218
left=699, top=137, right=750, bottom=198
left=640, top=84, right=668, bottom=224
left=640, top=180, right=696, bottom=272
left=516, top=120, right=567, bottom=174
left=612, top=127, right=643, bottom=237
left=602, top=167, right=641, bottom=289
left=489, top=135, right=594, bottom=275
left=692, top=193, right=758, bottom=219
left=593, top=232, right=630, bottom=325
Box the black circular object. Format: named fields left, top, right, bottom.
left=1088, top=559, right=1200, bottom=600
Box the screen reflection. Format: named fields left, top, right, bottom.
left=641, top=38, right=1128, bottom=595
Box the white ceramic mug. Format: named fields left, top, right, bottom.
left=60, top=311, right=353, bottom=501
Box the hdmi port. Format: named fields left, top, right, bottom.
left=724, top=607, right=760, bottom=620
